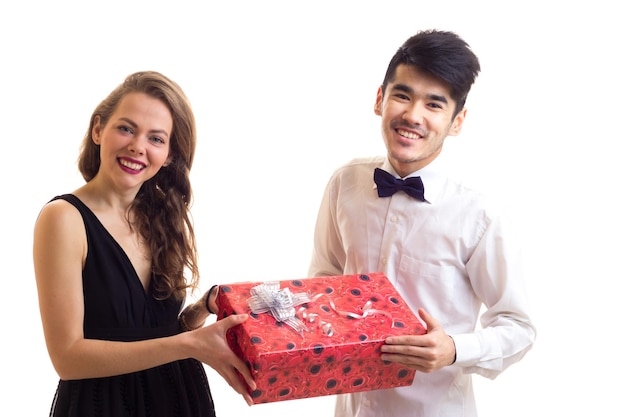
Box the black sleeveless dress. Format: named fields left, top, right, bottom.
left=48, top=194, right=216, bottom=417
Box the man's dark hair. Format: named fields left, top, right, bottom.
left=381, top=29, right=481, bottom=115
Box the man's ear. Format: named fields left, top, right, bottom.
left=448, top=108, right=467, bottom=137
left=374, top=86, right=383, bottom=116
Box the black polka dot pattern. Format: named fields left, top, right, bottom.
left=216, top=272, right=425, bottom=404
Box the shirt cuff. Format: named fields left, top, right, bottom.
left=450, top=333, right=481, bottom=367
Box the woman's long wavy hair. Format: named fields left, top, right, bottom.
left=78, top=71, right=199, bottom=301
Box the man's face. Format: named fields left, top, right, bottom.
left=375, top=64, right=466, bottom=177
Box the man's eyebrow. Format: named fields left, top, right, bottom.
left=427, top=93, right=449, bottom=105
left=390, top=83, right=449, bottom=105
left=390, top=83, right=414, bottom=95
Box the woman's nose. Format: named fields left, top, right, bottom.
left=127, top=136, right=146, bottom=155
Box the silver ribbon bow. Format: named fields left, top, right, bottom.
left=247, top=282, right=396, bottom=338
left=247, top=281, right=312, bottom=336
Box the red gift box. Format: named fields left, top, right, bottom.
left=216, top=272, right=426, bottom=404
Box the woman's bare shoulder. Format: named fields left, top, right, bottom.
left=34, top=196, right=85, bottom=237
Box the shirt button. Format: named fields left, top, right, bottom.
left=363, top=399, right=371, bottom=407
left=391, top=215, right=398, bottom=223
left=381, top=257, right=387, bottom=265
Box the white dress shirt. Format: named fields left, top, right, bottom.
left=308, top=155, right=536, bottom=417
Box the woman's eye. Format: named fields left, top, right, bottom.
left=150, top=136, right=165, bottom=144
left=118, top=125, right=133, bottom=134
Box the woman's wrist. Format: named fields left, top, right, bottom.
left=205, top=285, right=219, bottom=314
left=179, top=312, right=195, bottom=331
left=179, top=301, right=206, bottom=331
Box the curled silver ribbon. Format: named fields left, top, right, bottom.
left=247, top=281, right=312, bottom=336
left=305, top=294, right=395, bottom=336
left=247, top=282, right=397, bottom=338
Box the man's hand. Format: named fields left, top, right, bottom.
left=380, top=308, right=456, bottom=373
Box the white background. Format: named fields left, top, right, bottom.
left=1, top=1, right=624, bottom=416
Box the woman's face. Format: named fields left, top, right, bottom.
left=92, top=92, right=173, bottom=190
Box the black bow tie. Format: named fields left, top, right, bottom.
left=374, top=168, right=428, bottom=202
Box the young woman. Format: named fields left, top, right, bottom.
left=33, top=71, right=255, bottom=417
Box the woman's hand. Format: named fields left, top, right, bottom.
left=189, top=314, right=256, bottom=405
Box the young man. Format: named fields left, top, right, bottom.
left=308, top=29, right=536, bottom=417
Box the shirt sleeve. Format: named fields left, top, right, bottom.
left=308, top=173, right=345, bottom=278
left=451, top=211, right=536, bottom=379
